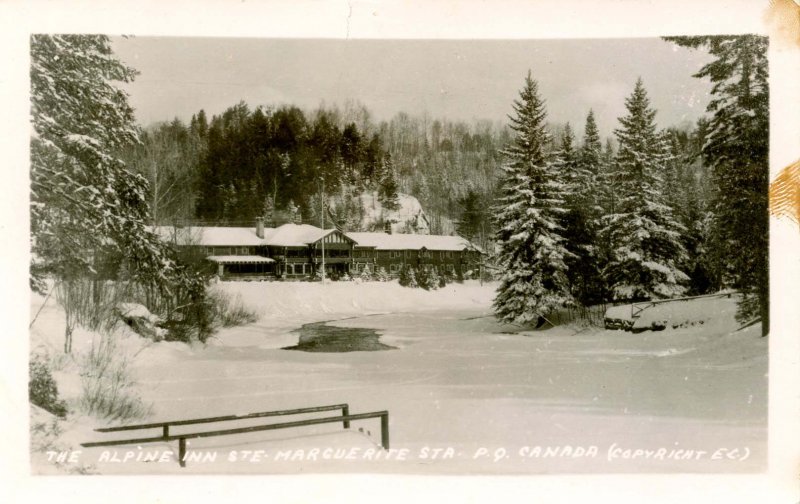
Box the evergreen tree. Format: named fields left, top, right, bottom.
left=359, top=263, right=372, bottom=282
left=457, top=189, right=487, bottom=242
left=376, top=266, right=390, bottom=282
left=558, top=119, right=603, bottom=304
left=29, top=35, right=201, bottom=351
left=378, top=154, right=400, bottom=211
left=578, top=110, right=602, bottom=179
left=665, top=35, right=769, bottom=334
left=600, top=78, right=689, bottom=300
left=492, top=72, right=573, bottom=324
left=398, top=265, right=418, bottom=288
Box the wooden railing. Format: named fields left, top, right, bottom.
left=81, top=403, right=389, bottom=467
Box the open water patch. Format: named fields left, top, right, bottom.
left=283, top=321, right=396, bottom=352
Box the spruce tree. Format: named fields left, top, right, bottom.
left=600, top=78, right=689, bottom=300
left=665, top=35, right=769, bottom=334
left=492, top=72, right=572, bottom=324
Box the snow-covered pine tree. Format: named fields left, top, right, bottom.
left=600, top=78, right=689, bottom=301
left=359, top=263, right=372, bottom=282
left=375, top=266, right=390, bottom=282
left=492, top=72, right=573, bottom=324
left=30, top=35, right=201, bottom=351
left=553, top=123, right=581, bottom=194
left=578, top=110, right=603, bottom=218
left=665, top=35, right=769, bottom=335
left=554, top=122, right=602, bottom=304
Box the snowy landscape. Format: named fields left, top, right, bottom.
left=30, top=281, right=767, bottom=474
left=27, top=34, right=771, bottom=477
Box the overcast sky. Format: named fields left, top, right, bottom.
left=111, top=37, right=715, bottom=138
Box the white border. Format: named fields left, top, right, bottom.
left=1, top=1, right=797, bottom=503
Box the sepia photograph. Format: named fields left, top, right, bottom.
left=27, top=34, right=769, bottom=475
left=2, top=0, right=799, bottom=503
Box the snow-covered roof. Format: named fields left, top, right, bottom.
left=262, top=223, right=340, bottom=247
left=153, top=226, right=265, bottom=246
left=345, top=232, right=474, bottom=251
left=153, top=224, right=478, bottom=252
left=207, top=255, right=275, bottom=264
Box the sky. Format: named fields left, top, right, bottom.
left=110, top=37, right=715, bottom=139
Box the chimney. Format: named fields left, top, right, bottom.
left=256, top=217, right=264, bottom=238
left=384, top=220, right=392, bottom=235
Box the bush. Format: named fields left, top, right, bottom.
left=359, top=264, right=373, bottom=282
left=423, top=267, right=441, bottom=291
left=375, top=267, right=390, bottom=282
left=398, top=265, right=418, bottom=288
left=79, top=335, right=151, bottom=422
left=29, top=356, right=68, bottom=418
left=207, top=289, right=258, bottom=328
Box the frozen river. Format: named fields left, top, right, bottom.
left=118, top=300, right=767, bottom=474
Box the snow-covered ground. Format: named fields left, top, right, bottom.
left=30, top=281, right=767, bottom=474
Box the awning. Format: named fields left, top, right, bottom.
left=206, top=255, right=276, bottom=264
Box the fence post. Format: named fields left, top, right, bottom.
left=163, top=425, right=169, bottom=439
left=380, top=413, right=390, bottom=450
left=342, top=404, right=350, bottom=429
left=178, top=437, right=186, bottom=468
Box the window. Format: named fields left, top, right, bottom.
left=390, top=263, right=400, bottom=273
left=390, top=250, right=402, bottom=258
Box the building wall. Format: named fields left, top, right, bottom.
left=353, top=247, right=479, bottom=277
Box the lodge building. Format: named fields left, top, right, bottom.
left=155, top=219, right=482, bottom=280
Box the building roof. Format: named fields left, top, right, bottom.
left=345, top=232, right=474, bottom=251
left=262, top=223, right=337, bottom=247
left=153, top=226, right=265, bottom=246
left=154, top=224, right=479, bottom=252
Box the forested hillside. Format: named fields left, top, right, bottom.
left=122, top=103, right=513, bottom=249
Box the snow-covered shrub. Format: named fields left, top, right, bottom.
left=375, top=267, right=390, bottom=282
left=79, top=335, right=151, bottom=422
left=29, top=355, right=68, bottom=418
left=359, top=264, right=373, bottom=282
left=398, top=265, right=418, bottom=288
left=207, top=289, right=258, bottom=328
left=417, top=267, right=440, bottom=291
left=427, top=268, right=441, bottom=290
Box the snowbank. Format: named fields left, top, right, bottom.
left=212, top=280, right=497, bottom=326
left=604, top=294, right=742, bottom=333
left=632, top=295, right=741, bottom=333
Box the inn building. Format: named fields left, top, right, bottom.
left=155, top=219, right=482, bottom=280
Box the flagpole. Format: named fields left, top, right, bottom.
left=320, top=175, right=325, bottom=283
